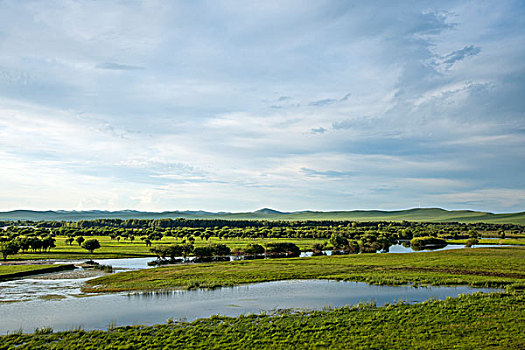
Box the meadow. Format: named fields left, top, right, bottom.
left=1, top=219, right=524, bottom=349
left=84, top=247, right=525, bottom=292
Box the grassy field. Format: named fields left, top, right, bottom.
left=84, top=246, right=525, bottom=292
left=0, top=264, right=73, bottom=281
left=1, top=292, right=522, bottom=349
left=7, top=236, right=326, bottom=260
left=448, top=238, right=525, bottom=245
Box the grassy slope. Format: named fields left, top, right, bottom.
left=2, top=208, right=525, bottom=224
left=84, top=247, right=525, bottom=292
left=1, top=292, right=523, bottom=349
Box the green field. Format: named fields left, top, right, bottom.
left=448, top=238, right=525, bottom=245
left=84, top=246, right=525, bottom=292
left=6, top=235, right=325, bottom=260
left=1, top=292, right=522, bottom=349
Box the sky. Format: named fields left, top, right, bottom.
left=0, top=0, right=524, bottom=213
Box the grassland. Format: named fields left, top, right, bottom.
left=84, top=246, right=525, bottom=292
left=448, top=238, right=525, bottom=245
left=1, top=292, right=522, bottom=349
left=7, top=236, right=325, bottom=260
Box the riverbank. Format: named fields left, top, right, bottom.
left=84, top=246, right=525, bottom=292
left=0, top=264, right=75, bottom=281
left=1, top=291, right=522, bottom=349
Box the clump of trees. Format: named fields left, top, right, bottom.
left=265, top=242, right=300, bottom=257
left=410, top=236, right=447, bottom=250
left=0, top=241, right=20, bottom=260
left=150, top=243, right=194, bottom=263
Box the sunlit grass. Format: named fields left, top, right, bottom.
left=84, top=246, right=525, bottom=292
left=7, top=235, right=326, bottom=260
left=1, top=292, right=523, bottom=349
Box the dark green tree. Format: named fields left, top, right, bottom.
left=0, top=241, right=20, bottom=260
left=82, top=239, right=101, bottom=253
left=76, top=236, right=85, bottom=246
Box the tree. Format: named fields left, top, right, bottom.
left=65, top=237, right=74, bottom=246
left=193, top=246, right=215, bottom=258
left=42, top=236, right=56, bottom=252
left=209, top=243, right=230, bottom=256
left=82, top=239, right=101, bottom=253
left=311, top=243, right=325, bottom=255
left=76, top=236, right=85, bottom=246
left=329, top=233, right=348, bottom=250
left=29, top=237, right=43, bottom=252
left=181, top=243, right=194, bottom=259
left=0, top=241, right=20, bottom=260
left=244, top=243, right=265, bottom=255
left=465, top=238, right=479, bottom=248
left=265, top=242, right=300, bottom=257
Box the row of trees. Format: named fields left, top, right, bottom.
left=3, top=223, right=509, bottom=243
left=3, top=218, right=523, bottom=235
left=0, top=237, right=100, bottom=260
left=149, top=242, right=303, bottom=265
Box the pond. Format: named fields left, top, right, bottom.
left=0, top=278, right=498, bottom=334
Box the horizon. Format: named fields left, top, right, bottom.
left=1, top=207, right=523, bottom=215
left=1, top=1, right=524, bottom=213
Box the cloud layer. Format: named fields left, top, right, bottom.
left=0, top=0, right=524, bottom=212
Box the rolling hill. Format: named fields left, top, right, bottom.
left=0, top=208, right=524, bottom=224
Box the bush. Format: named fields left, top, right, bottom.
left=265, top=242, right=300, bottom=257
left=410, top=236, right=447, bottom=250
left=465, top=238, right=479, bottom=248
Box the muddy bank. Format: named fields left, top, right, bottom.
left=0, top=264, right=75, bottom=281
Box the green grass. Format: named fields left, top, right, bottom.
left=1, top=292, right=523, bottom=349
left=7, top=236, right=326, bottom=260
left=447, top=238, right=525, bottom=245
left=84, top=246, right=525, bottom=292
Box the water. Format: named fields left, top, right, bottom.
left=93, top=257, right=156, bottom=271
left=382, top=243, right=509, bottom=254
left=0, top=279, right=498, bottom=334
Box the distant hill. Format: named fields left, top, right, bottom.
left=0, top=208, right=524, bottom=224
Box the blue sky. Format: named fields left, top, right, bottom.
left=0, top=0, right=524, bottom=213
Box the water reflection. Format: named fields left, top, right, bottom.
left=0, top=280, right=499, bottom=334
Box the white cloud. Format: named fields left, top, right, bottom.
left=0, top=1, right=524, bottom=212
